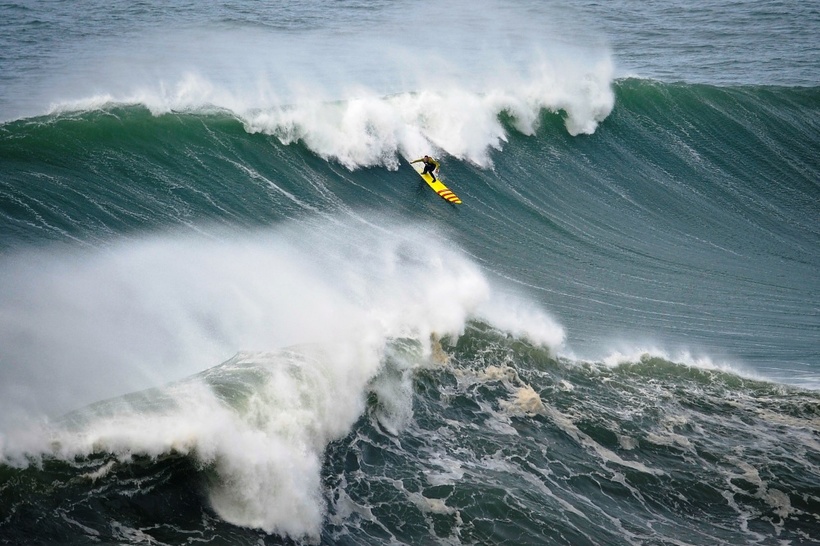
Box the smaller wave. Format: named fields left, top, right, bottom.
left=598, top=347, right=766, bottom=384
left=0, top=215, right=569, bottom=538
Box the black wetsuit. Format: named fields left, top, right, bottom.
left=422, top=158, right=438, bottom=180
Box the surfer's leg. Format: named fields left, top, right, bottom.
left=424, top=164, right=436, bottom=181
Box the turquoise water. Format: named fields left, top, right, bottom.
left=1, top=1, right=819, bottom=544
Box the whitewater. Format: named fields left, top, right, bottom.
left=1, top=1, right=818, bottom=545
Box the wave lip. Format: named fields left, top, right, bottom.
left=35, top=54, right=614, bottom=172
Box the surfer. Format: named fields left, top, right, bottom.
left=411, top=155, right=440, bottom=182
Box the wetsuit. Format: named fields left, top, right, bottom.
left=415, top=156, right=440, bottom=181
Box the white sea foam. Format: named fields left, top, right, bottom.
left=0, top=216, right=568, bottom=539
left=45, top=57, right=613, bottom=171
left=476, top=295, right=566, bottom=350
left=240, top=57, right=614, bottom=169
left=17, top=347, right=380, bottom=540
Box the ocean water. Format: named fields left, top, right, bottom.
left=1, top=1, right=819, bottom=544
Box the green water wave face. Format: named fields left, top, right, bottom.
left=1, top=81, right=816, bottom=243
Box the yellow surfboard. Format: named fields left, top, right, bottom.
left=411, top=162, right=462, bottom=205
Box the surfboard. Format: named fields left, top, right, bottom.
left=411, top=162, right=462, bottom=205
